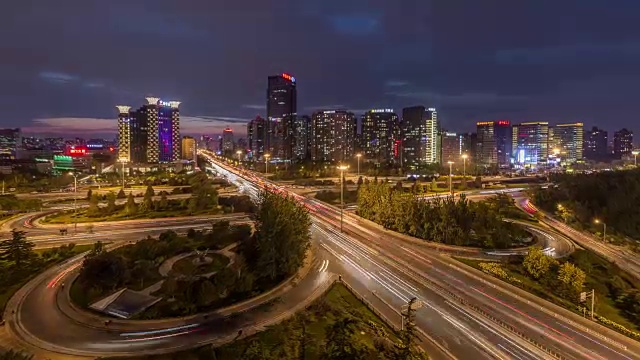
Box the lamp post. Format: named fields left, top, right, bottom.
left=264, top=154, right=270, bottom=174
left=118, top=158, right=128, bottom=191
left=338, top=165, right=349, bottom=232
left=69, top=172, right=78, bottom=234
left=633, top=150, right=639, bottom=167
left=461, top=154, right=468, bottom=186
left=447, top=161, right=454, bottom=195
left=594, top=219, right=606, bottom=242
left=356, top=153, right=362, bottom=177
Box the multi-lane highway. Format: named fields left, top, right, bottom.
left=204, top=152, right=640, bottom=360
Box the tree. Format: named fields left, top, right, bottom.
left=157, top=192, right=169, bottom=210
left=131, top=259, right=154, bottom=288
left=106, top=192, right=117, bottom=213
left=86, top=188, right=93, bottom=200
left=430, top=178, right=438, bottom=191
left=88, top=240, right=105, bottom=257
left=124, top=192, right=137, bottom=215
left=0, top=230, right=34, bottom=268
left=87, top=194, right=101, bottom=217
left=77, top=252, right=129, bottom=292
left=357, top=176, right=364, bottom=188
left=395, top=298, right=425, bottom=360
left=474, top=176, right=482, bottom=188
left=523, top=247, right=557, bottom=279
left=617, top=289, right=640, bottom=324
left=248, top=191, right=311, bottom=285
left=142, top=184, right=154, bottom=212
left=323, top=317, right=367, bottom=360
left=188, top=172, right=219, bottom=213
left=117, top=188, right=126, bottom=199
left=0, top=350, right=33, bottom=360
left=557, top=262, right=586, bottom=300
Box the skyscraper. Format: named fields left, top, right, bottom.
left=222, top=127, right=234, bottom=154
left=310, top=110, right=356, bottom=162
left=549, top=123, right=584, bottom=163
left=401, top=106, right=439, bottom=170
left=475, top=120, right=512, bottom=167
left=584, top=127, right=608, bottom=160
left=361, top=109, right=400, bottom=164
left=247, top=116, right=267, bottom=159
left=181, top=136, right=196, bottom=160
left=117, top=98, right=180, bottom=164
left=267, top=73, right=297, bottom=160
left=0, top=128, right=21, bottom=160
left=440, top=131, right=463, bottom=164
left=512, top=122, right=549, bottom=166
left=613, top=128, right=634, bottom=157
left=294, top=115, right=310, bottom=161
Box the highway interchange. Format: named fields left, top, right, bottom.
left=0, top=155, right=639, bottom=359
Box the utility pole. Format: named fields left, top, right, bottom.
left=338, top=165, right=349, bottom=232
left=447, top=161, right=454, bottom=195
left=580, top=289, right=595, bottom=320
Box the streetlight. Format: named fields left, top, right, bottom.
left=337, top=165, right=349, bottom=232
left=118, top=158, right=128, bottom=191
left=69, top=172, right=78, bottom=234
left=461, top=154, right=468, bottom=185
left=633, top=150, right=639, bottom=167
left=264, top=154, right=271, bottom=174
left=594, top=219, right=606, bottom=242
left=447, top=161, right=454, bottom=195
left=356, top=153, right=362, bottom=177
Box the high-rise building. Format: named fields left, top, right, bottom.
left=549, top=123, right=583, bottom=163
left=294, top=115, right=310, bottom=160
left=584, top=127, right=608, bottom=160
left=401, top=106, right=439, bottom=170
left=247, top=116, right=268, bottom=159
left=0, top=128, right=22, bottom=160
left=117, top=98, right=181, bottom=164
left=475, top=120, right=512, bottom=167
left=222, top=128, right=234, bottom=154
left=267, top=73, right=297, bottom=160
left=182, top=136, right=196, bottom=160
left=361, top=109, right=400, bottom=164
left=460, top=132, right=477, bottom=160
left=613, top=128, right=634, bottom=157
left=440, top=131, right=463, bottom=164
left=310, top=110, right=356, bottom=163
left=512, top=122, right=549, bottom=166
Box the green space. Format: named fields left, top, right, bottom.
left=110, top=282, right=427, bottom=360
left=530, top=169, right=640, bottom=245
left=358, top=180, right=530, bottom=248
left=0, top=194, right=42, bottom=212
left=0, top=349, right=33, bottom=359
left=172, top=253, right=230, bottom=276
left=0, top=229, right=95, bottom=317
left=314, top=189, right=358, bottom=205
left=456, top=247, right=640, bottom=339
left=44, top=173, right=253, bottom=224
left=72, top=190, right=311, bottom=320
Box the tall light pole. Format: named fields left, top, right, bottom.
left=633, top=150, right=639, bottom=167
left=118, top=158, right=128, bottom=191
left=338, top=165, right=349, bottom=232
left=69, top=172, right=78, bottom=234
left=356, top=153, right=362, bottom=177
left=264, top=154, right=271, bottom=174
left=461, top=154, right=468, bottom=186
left=447, top=161, right=454, bottom=195
left=594, top=219, right=606, bottom=242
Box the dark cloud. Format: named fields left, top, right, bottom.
left=0, top=0, right=638, bottom=138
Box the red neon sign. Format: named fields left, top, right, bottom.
left=281, top=73, right=296, bottom=82
left=497, top=120, right=510, bottom=126
left=68, top=146, right=87, bottom=156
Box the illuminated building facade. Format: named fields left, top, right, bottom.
left=0, top=128, right=21, bottom=160
left=266, top=73, right=297, bottom=160
left=613, top=128, right=634, bottom=157
left=549, top=123, right=583, bottom=163
left=294, top=115, right=310, bottom=160
left=247, top=116, right=267, bottom=159
left=512, top=122, right=549, bottom=166
left=361, top=109, right=400, bottom=164
left=440, top=131, right=463, bottom=164
left=584, top=127, right=608, bottom=160
left=116, top=98, right=181, bottom=164
left=476, top=120, right=512, bottom=167
left=401, top=106, right=439, bottom=170
left=310, top=110, right=356, bottom=162
left=182, top=136, right=196, bottom=160
left=222, top=128, right=234, bottom=154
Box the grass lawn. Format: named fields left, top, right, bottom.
left=110, top=282, right=399, bottom=360
left=43, top=207, right=221, bottom=224
left=172, top=253, right=230, bottom=276
left=455, top=256, right=639, bottom=333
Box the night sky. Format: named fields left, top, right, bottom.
left=2, top=1, right=638, bottom=140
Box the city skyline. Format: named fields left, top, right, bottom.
left=2, top=1, right=639, bottom=138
